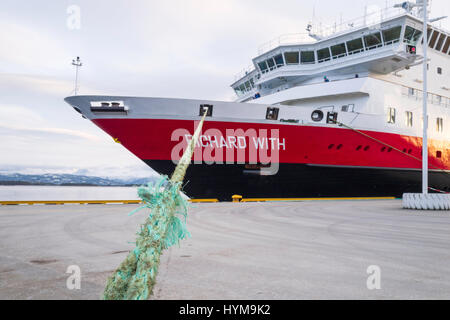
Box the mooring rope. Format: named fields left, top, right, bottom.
left=335, top=120, right=450, bottom=189
left=103, top=113, right=207, bottom=300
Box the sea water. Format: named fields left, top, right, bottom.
left=0, top=185, right=140, bottom=201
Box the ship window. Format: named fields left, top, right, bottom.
left=404, top=26, right=422, bottom=45
left=266, top=107, right=279, bottom=120
left=244, top=81, right=251, bottom=90
left=300, top=51, right=315, bottom=64
left=330, top=43, right=346, bottom=59
left=317, top=48, right=331, bottom=63
left=411, top=30, right=423, bottom=44
left=437, top=67, right=442, bottom=74
left=404, top=26, right=415, bottom=42
left=250, top=78, right=255, bottom=88
left=406, top=111, right=413, bottom=127
left=284, top=52, right=299, bottom=64
left=429, top=30, right=440, bottom=48
left=437, top=117, right=443, bottom=132
left=422, top=27, right=432, bottom=45
left=234, top=86, right=244, bottom=97
left=442, top=37, right=450, bottom=53
left=266, top=58, right=275, bottom=70
left=387, top=107, right=396, bottom=124
left=258, top=61, right=268, bottom=73
left=382, top=26, right=401, bottom=44
left=364, top=32, right=382, bottom=49
left=346, top=38, right=364, bottom=54
left=274, top=54, right=284, bottom=67
left=435, top=34, right=446, bottom=51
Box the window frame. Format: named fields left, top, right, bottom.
left=387, top=107, right=396, bottom=124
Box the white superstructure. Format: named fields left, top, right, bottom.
left=231, top=2, right=449, bottom=141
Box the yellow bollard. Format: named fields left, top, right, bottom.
left=232, top=195, right=243, bottom=203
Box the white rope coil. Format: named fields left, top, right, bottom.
left=402, top=193, right=450, bottom=210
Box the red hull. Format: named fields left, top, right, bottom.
left=93, top=118, right=449, bottom=171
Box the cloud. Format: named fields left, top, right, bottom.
left=0, top=73, right=103, bottom=97
left=0, top=125, right=103, bottom=142
left=0, top=18, right=73, bottom=75
left=0, top=103, right=103, bottom=142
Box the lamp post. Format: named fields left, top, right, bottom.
left=72, top=56, right=82, bottom=95
left=421, top=0, right=428, bottom=195
left=402, top=0, right=450, bottom=210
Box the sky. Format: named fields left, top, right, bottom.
left=0, top=0, right=449, bottom=178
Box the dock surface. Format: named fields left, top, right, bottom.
left=1, top=200, right=449, bottom=299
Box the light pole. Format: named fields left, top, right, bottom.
left=421, top=0, right=428, bottom=195
left=72, top=56, right=82, bottom=95
left=402, top=1, right=450, bottom=210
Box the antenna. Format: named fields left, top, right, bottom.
left=71, top=56, right=82, bottom=95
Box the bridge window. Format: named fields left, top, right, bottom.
left=442, top=37, right=450, bottom=53
left=330, top=43, right=346, bottom=59
left=429, top=30, right=440, bottom=48
left=266, top=58, right=275, bottom=71
left=284, top=52, right=299, bottom=64
left=317, top=48, right=331, bottom=63
left=301, top=51, right=315, bottom=64
left=258, top=61, right=268, bottom=73
left=382, top=26, right=401, bottom=44
left=435, top=34, right=446, bottom=51
left=405, top=111, right=413, bottom=127
left=234, top=86, right=244, bottom=97
left=346, top=38, right=364, bottom=54
left=404, top=26, right=422, bottom=45
left=274, top=54, right=284, bottom=67
left=364, top=32, right=382, bottom=50
left=387, top=107, right=396, bottom=124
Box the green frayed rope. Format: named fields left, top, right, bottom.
left=102, top=176, right=190, bottom=300
left=103, top=113, right=207, bottom=300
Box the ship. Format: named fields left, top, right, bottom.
left=65, top=1, right=449, bottom=201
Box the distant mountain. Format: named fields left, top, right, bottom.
left=0, top=173, right=158, bottom=186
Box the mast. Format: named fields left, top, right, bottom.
left=72, top=56, right=82, bottom=95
